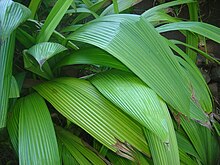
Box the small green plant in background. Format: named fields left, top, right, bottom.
left=0, top=0, right=220, bottom=164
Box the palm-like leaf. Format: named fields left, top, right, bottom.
left=0, top=0, right=30, bottom=128
left=56, top=126, right=106, bottom=165
left=68, top=14, right=192, bottom=117
left=18, top=93, right=60, bottom=164
left=25, top=42, right=67, bottom=68
left=34, top=78, right=150, bottom=156
left=90, top=70, right=179, bottom=164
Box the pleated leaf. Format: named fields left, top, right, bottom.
left=0, top=33, right=15, bottom=128
left=57, top=46, right=128, bottom=71
left=34, top=78, right=150, bottom=156
left=23, top=53, right=53, bottom=80
left=143, top=99, right=179, bottom=165
left=62, top=145, right=79, bottom=165
left=19, top=93, right=60, bottom=165
left=180, top=117, right=220, bottom=165
left=68, top=14, right=191, bottom=117
left=179, top=150, right=197, bottom=165
left=0, top=0, right=31, bottom=42
left=90, top=70, right=179, bottom=164
left=56, top=126, right=106, bottom=165
left=7, top=99, right=21, bottom=155
left=25, top=42, right=67, bottom=67
left=157, top=22, right=220, bottom=44
left=90, top=70, right=169, bottom=142
left=176, top=132, right=199, bottom=159
left=0, top=0, right=30, bottom=128
left=167, top=40, right=211, bottom=121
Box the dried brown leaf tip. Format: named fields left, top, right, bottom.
left=113, top=139, right=135, bottom=161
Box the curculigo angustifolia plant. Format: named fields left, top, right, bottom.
left=0, top=0, right=220, bottom=164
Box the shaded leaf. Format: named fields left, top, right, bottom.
left=36, top=0, right=73, bottom=42
left=25, top=42, right=67, bottom=67
left=9, top=76, right=20, bottom=98
left=101, top=0, right=142, bottom=16
left=56, top=126, right=106, bottom=165
left=56, top=46, right=128, bottom=71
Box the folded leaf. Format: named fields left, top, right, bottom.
left=34, top=77, right=150, bottom=156
left=25, top=42, right=67, bottom=67
left=68, top=14, right=191, bottom=117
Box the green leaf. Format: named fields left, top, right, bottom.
left=171, top=39, right=220, bottom=64
left=157, top=22, right=220, bottom=44
left=90, top=70, right=169, bottom=142
left=56, top=126, right=106, bottom=165
left=66, top=8, right=99, bottom=18
left=0, top=0, right=31, bottom=42
left=176, top=132, right=199, bottom=159
left=25, top=42, right=67, bottom=68
left=9, top=76, right=20, bottom=98
left=146, top=11, right=181, bottom=26
left=0, top=0, right=30, bottom=128
left=56, top=46, right=128, bottom=71
left=34, top=77, right=150, bottom=156
left=142, top=0, right=195, bottom=19
left=7, top=99, right=21, bottom=155
left=68, top=14, right=191, bottom=117
left=36, top=0, right=73, bottom=42
left=62, top=145, right=79, bottom=165
left=16, top=27, right=36, bottom=48
left=71, top=0, right=109, bottom=25
left=166, top=40, right=212, bottom=117
left=101, top=0, right=142, bottom=16
left=28, top=0, right=42, bottom=19
left=107, top=150, right=135, bottom=165
left=19, top=93, right=60, bottom=165
left=179, top=150, right=197, bottom=165
left=180, top=117, right=220, bottom=165
left=23, top=53, right=53, bottom=80
left=143, top=98, right=179, bottom=165
left=90, top=70, right=180, bottom=164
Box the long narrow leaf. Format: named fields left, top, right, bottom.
left=90, top=70, right=169, bottom=142
left=36, top=0, right=73, bottom=42
left=9, top=76, right=20, bottom=98
left=90, top=70, right=180, bottom=164
left=56, top=126, right=106, bottom=165
left=19, top=93, right=60, bottom=164
left=143, top=99, right=179, bottom=165
left=180, top=117, right=220, bottom=165
left=142, top=0, right=195, bottom=18
left=101, top=0, right=142, bottom=16
left=34, top=78, right=150, bottom=156
left=0, top=0, right=30, bottom=128
left=157, top=22, right=220, bottom=44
